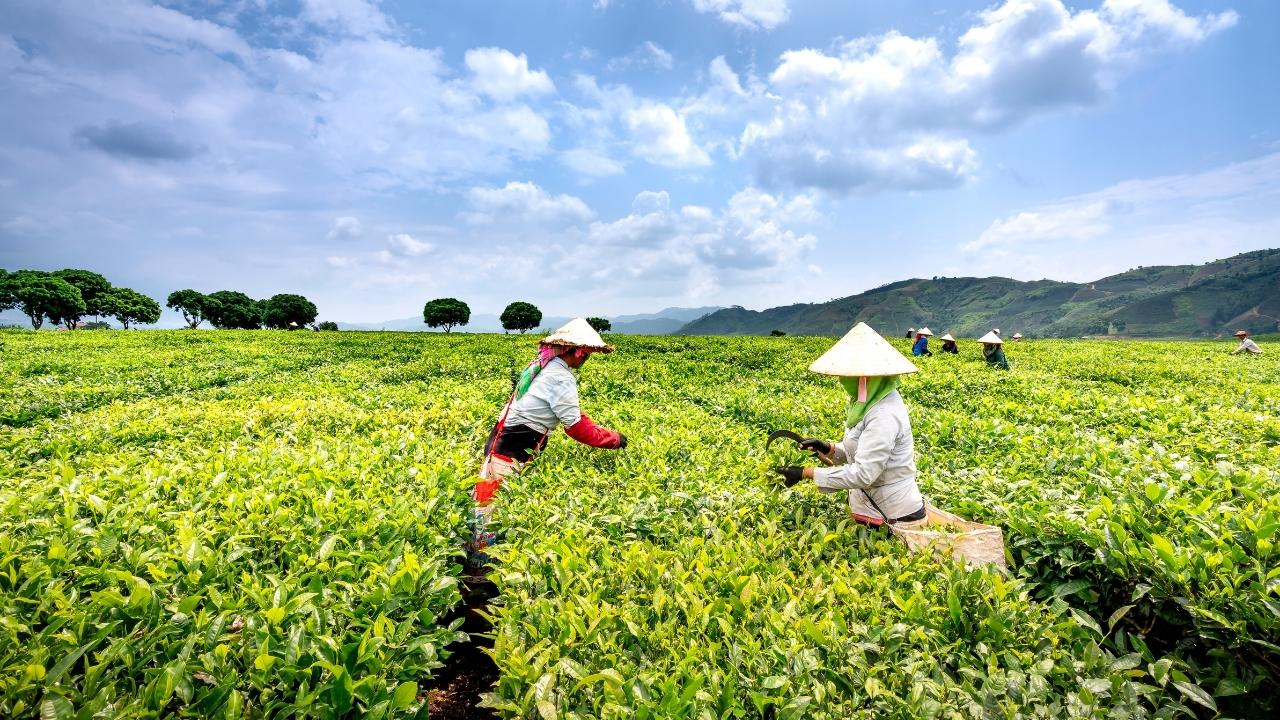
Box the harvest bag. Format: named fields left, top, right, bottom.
left=889, top=504, right=1007, bottom=571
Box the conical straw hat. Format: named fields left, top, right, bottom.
left=542, top=318, right=614, bottom=352
left=977, top=331, right=1003, bottom=344
left=1011, top=332, right=1023, bottom=339
left=916, top=327, right=933, bottom=336
left=809, top=322, right=919, bottom=377
left=939, top=333, right=955, bottom=341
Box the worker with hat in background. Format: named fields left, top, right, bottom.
left=979, top=330, right=1009, bottom=369
left=467, top=318, right=628, bottom=569
left=1011, top=332, right=1023, bottom=342
left=1232, top=330, right=1263, bottom=355
left=939, top=333, right=959, bottom=354
left=911, top=327, right=933, bottom=356
left=772, top=322, right=927, bottom=526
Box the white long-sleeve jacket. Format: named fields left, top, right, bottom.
left=813, top=390, right=924, bottom=521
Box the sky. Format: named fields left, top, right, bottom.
left=1, top=0, right=1278, bottom=324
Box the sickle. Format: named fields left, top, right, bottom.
left=765, top=429, right=805, bottom=452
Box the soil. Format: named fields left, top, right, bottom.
left=424, top=574, right=500, bottom=719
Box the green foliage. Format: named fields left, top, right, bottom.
left=586, top=317, right=612, bottom=333
left=204, top=291, right=261, bottom=330
left=422, top=298, right=470, bottom=333
left=101, top=287, right=161, bottom=329
left=53, top=269, right=112, bottom=320
left=0, top=332, right=1276, bottom=717
left=317, top=321, right=339, bottom=331
left=770, top=329, right=786, bottom=336
left=0, top=269, right=14, bottom=311
left=500, top=302, right=543, bottom=334
left=261, top=294, right=319, bottom=330
left=166, top=289, right=209, bottom=329
left=4, top=271, right=86, bottom=329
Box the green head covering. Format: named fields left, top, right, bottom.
left=838, top=375, right=901, bottom=428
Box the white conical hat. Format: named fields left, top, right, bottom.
left=993, top=328, right=1001, bottom=335
left=978, top=331, right=1003, bottom=344
left=809, top=322, right=919, bottom=377
left=916, top=327, right=933, bottom=336
left=940, top=333, right=955, bottom=341
left=1011, top=332, right=1023, bottom=339
left=542, top=318, right=614, bottom=352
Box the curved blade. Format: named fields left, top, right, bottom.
left=765, top=429, right=805, bottom=452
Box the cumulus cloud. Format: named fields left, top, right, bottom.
left=738, top=0, right=1236, bottom=193
left=326, top=216, right=364, bottom=241
left=387, top=232, right=432, bottom=256
left=300, top=0, right=393, bottom=38
left=692, top=0, right=790, bottom=31
left=960, top=152, right=1280, bottom=280
left=465, top=181, right=594, bottom=225
left=74, top=121, right=201, bottom=161
left=625, top=102, right=712, bottom=168
left=465, top=47, right=556, bottom=101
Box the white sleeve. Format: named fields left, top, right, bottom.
left=548, top=376, right=582, bottom=428
left=813, top=414, right=898, bottom=491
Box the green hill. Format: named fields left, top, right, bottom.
left=679, top=249, right=1280, bottom=338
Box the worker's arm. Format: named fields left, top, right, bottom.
left=1231, top=344, right=1244, bottom=355
left=565, top=414, right=625, bottom=448
left=812, top=414, right=897, bottom=491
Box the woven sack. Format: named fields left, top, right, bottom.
left=890, top=505, right=1007, bottom=570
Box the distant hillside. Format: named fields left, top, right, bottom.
left=678, top=249, right=1280, bottom=338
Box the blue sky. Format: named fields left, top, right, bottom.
left=2, top=0, right=1277, bottom=323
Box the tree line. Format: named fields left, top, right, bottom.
left=424, top=297, right=611, bottom=334
left=0, top=268, right=325, bottom=330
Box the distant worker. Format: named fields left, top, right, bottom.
left=1232, top=330, right=1263, bottom=355
left=1011, top=332, right=1023, bottom=342
left=906, top=327, right=915, bottom=339
left=979, top=330, right=1009, bottom=369
left=468, top=318, right=627, bottom=569
left=772, top=322, right=926, bottom=526
left=939, top=333, right=959, bottom=354
left=993, top=328, right=1001, bottom=337
left=912, top=327, right=933, bottom=356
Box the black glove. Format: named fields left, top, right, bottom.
left=773, top=466, right=805, bottom=487
left=797, top=438, right=832, bottom=456
left=616, top=433, right=628, bottom=449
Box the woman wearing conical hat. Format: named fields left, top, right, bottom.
left=772, top=323, right=926, bottom=526
left=979, top=330, right=1009, bottom=369
left=911, top=327, right=933, bottom=357
left=467, top=318, right=628, bottom=568
left=939, top=333, right=959, bottom=354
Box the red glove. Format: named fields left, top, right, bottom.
left=564, top=414, right=625, bottom=449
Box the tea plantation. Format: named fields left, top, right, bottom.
left=1, top=330, right=1276, bottom=718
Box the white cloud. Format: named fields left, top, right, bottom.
left=608, top=41, right=674, bottom=72
left=387, top=232, right=433, bottom=256
left=961, top=152, right=1280, bottom=279
left=738, top=0, right=1236, bottom=193
left=464, top=47, right=555, bottom=102
left=326, top=216, right=364, bottom=241
left=561, top=147, right=624, bottom=177
left=692, top=0, right=790, bottom=31
left=465, top=181, right=594, bottom=225
left=326, top=255, right=356, bottom=268
left=624, top=102, right=712, bottom=168
left=300, top=0, right=393, bottom=38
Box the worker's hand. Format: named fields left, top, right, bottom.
left=772, top=466, right=805, bottom=488
left=616, top=432, right=628, bottom=449
left=797, top=438, right=832, bottom=457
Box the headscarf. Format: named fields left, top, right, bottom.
left=513, top=343, right=567, bottom=400
left=838, top=375, right=901, bottom=428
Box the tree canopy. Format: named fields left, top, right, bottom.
left=205, top=290, right=262, bottom=329
left=423, top=298, right=470, bottom=333
left=166, top=289, right=209, bottom=329
left=102, top=287, right=161, bottom=329
left=500, top=301, right=542, bottom=333
left=262, top=293, right=319, bottom=329
left=0, top=270, right=14, bottom=312
left=54, top=269, right=112, bottom=322
left=586, top=317, right=612, bottom=333
left=6, top=271, right=86, bottom=329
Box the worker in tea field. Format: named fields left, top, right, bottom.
left=905, top=327, right=915, bottom=339
left=1232, top=330, right=1263, bottom=355
left=911, top=327, right=933, bottom=356
left=772, top=322, right=927, bottom=526
left=979, top=331, right=1010, bottom=369
left=467, top=317, right=627, bottom=569
left=939, top=333, right=959, bottom=354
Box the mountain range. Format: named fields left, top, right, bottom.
left=677, top=249, right=1280, bottom=338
